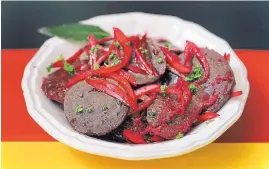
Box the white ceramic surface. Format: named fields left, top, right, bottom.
left=21, top=12, right=249, bottom=160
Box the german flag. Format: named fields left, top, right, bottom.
left=2, top=50, right=269, bottom=169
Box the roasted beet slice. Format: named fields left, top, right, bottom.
left=42, top=69, right=71, bottom=104
left=64, top=81, right=129, bottom=136
left=128, top=39, right=166, bottom=84
left=170, top=48, right=235, bottom=112
left=146, top=87, right=208, bottom=139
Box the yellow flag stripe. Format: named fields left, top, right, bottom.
left=2, top=142, right=269, bottom=169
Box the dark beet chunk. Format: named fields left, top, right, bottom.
left=146, top=87, right=208, bottom=139
left=172, top=48, right=235, bottom=112
left=64, top=81, right=129, bottom=136
left=42, top=69, right=71, bottom=104
left=128, top=39, right=166, bottom=84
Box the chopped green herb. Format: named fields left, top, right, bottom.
left=160, top=85, right=167, bottom=94
left=46, top=62, right=53, bottom=72
left=111, top=57, right=121, bottom=66
left=164, top=42, right=172, bottom=50
left=75, top=105, right=83, bottom=113
left=188, top=83, right=197, bottom=93
left=63, top=61, right=74, bottom=75
left=87, top=107, right=93, bottom=113
left=176, top=132, right=184, bottom=139
left=100, top=104, right=108, bottom=111
left=93, top=63, right=100, bottom=70
left=57, top=54, right=64, bottom=61
left=114, top=41, right=120, bottom=47
left=184, top=64, right=203, bottom=82
left=90, top=45, right=101, bottom=53
left=139, top=47, right=148, bottom=54
left=206, top=119, right=215, bottom=124
left=157, top=57, right=164, bottom=63
left=108, top=52, right=116, bottom=59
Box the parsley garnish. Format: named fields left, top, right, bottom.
left=164, top=42, right=172, bottom=51
left=90, top=45, right=101, bottom=53
left=46, top=62, right=53, bottom=72
left=139, top=47, right=148, bottom=54
left=87, top=107, right=93, bottom=113
left=63, top=61, right=74, bottom=75
left=107, top=53, right=121, bottom=67
left=157, top=57, right=164, bottom=63
left=114, top=41, right=120, bottom=47
left=93, top=63, right=100, bottom=70
left=160, top=85, right=167, bottom=94
left=188, top=83, right=197, bottom=93
left=175, top=132, right=184, bottom=139
left=75, top=105, right=83, bottom=113
left=100, top=104, right=108, bottom=111
left=184, top=64, right=203, bottom=82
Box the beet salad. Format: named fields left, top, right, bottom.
left=42, top=27, right=242, bottom=144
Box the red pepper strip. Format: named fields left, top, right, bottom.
left=166, top=87, right=185, bottom=114
left=117, top=69, right=136, bottom=86
left=150, top=135, right=165, bottom=142
left=202, top=95, right=218, bottom=109
left=86, top=78, right=137, bottom=109
left=123, top=129, right=146, bottom=144
left=101, top=73, right=137, bottom=104
left=125, top=65, right=148, bottom=75
left=130, top=93, right=157, bottom=114
left=96, top=37, right=114, bottom=44
left=186, top=41, right=210, bottom=85
left=115, top=47, right=121, bottom=58
left=179, top=78, right=192, bottom=107
left=224, top=53, right=230, bottom=61
left=88, top=35, right=97, bottom=46
left=231, top=90, right=243, bottom=97
left=198, top=112, right=219, bottom=122
left=160, top=46, right=192, bottom=74
left=96, top=44, right=115, bottom=64
left=66, top=70, right=92, bottom=88
left=140, top=33, right=147, bottom=45
left=52, top=48, right=84, bottom=68
left=93, top=28, right=132, bottom=74
left=134, top=84, right=161, bottom=98
left=183, top=41, right=195, bottom=66
left=133, top=42, right=158, bottom=76
left=128, top=36, right=140, bottom=42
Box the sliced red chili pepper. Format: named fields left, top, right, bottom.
left=66, top=70, right=92, bottom=88
left=133, top=42, right=158, bottom=76
left=166, top=87, right=184, bottom=114
left=130, top=93, right=157, bottom=114
left=88, top=35, right=97, bottom=46
left=117, top=69, right=136, bottom=86
left=198, top=112, right=219, bottom=122
left=185, top=41, right=210, bottom=85
left=96, top=44, right=115, bottom=64
left=125, top=65, right=148, bottom=75
left=149, top=135, right=165, bottom=142
left=134, top=84, right=161, bottom=97
left=52, top=48, right=84, bottom=68
left=231, top=90, right=243, bottom=97
left=93, top=28, right=132, bottom=74
left=128, top=36, right=140, bottom=42
left=160, top=46, right=192, bottom=74
left=96, top=37, right=114, bottom=44
left=183, top=41, right=195, bottom=66
left=202, top=94, right=218, bottom=109
left=86, top=78, right=137, bottom=109
left=224, top=53, right=230, bottom=62
left=101, top=73, right=137, bottom=104
left=123, top=129, right=146, bottom=144
left=140, top=33, right=147, bottom=45
left=178, top=78, right=192, bottom=107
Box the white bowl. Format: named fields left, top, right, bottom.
left=22, top=12, right=249, bottom=160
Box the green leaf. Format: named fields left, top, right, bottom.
left=63, top=61, right=74, bottom=75
left=188, top=83, right=197, bottom=93
left=176, top=132, right=184, bottom=139
left=39, top=23, right=110, bottom=42
left=75, top=105, right=83, bottom=113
